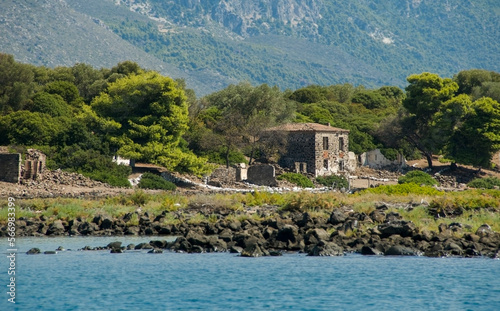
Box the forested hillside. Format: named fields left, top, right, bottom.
left=1, top=0, right=498, bottom=95
left=1, top=53, right=499, bottom=186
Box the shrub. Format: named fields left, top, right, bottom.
left=316, top=175, right=348, bottom=189
left=277, top=173, right=314, bottom=188
left=138, top=173, right=176, bottom=190
left=468, top=177, right=500, bottom=189
left=129, top=190, right=151, bottom=206
left=281, top=192, right=341, bottom=212
left=362, top=183, right=443, bottom=196
left=398, top=170, right=438, bottom=186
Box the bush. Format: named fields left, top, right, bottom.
left=362, top=183, right=443, bottom=196
left=138, top=173, right=176, bottom=190
left=468, top=177, right=500, bottom=189
left=398, top=170, right=438, bottom=186
left=277, top=173, right=314, bottom=188
left=316, top=175, right=348, bottom=189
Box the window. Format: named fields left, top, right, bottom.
left=339, top=137, right=344, bottom=151
left=323, top=159, right=329, bottom=170
left=339, top=160, right=345, bottom=171
left=323, top=136, right=329, bottom=150
left=300, top=163, right=307, bottom=173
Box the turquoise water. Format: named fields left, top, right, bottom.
left=2, top=236, right=500, bottom=310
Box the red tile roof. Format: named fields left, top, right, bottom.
left=267, top=123, right=349, bottom=133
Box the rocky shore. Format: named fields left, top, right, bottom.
left=9, top=205, right=500, bottom=258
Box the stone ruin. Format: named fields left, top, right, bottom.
left=23, top=149, right=46, bottom=180
left=0, top=148, right=46, bottom=183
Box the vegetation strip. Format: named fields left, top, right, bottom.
left=4, top=190, right=499, bottom=258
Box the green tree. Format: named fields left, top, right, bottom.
left=402, top=72, right=459, bottom=168
left=0, top=111, right=63, bottom=145
left=443, top=97, right=500, bottom=168
left=43, top=81, right=82, bottom=107
left=29, top=92, right=72, bottom=117
left=351, top=90, right=388, bottom=109
left=200, top=82, right=295, bottom=166
left=91, top=71, right=210, bottom=175
left=0, top=53, right=35, bottom=113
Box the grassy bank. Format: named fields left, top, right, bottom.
left=2, top=185, right=499, bottom=235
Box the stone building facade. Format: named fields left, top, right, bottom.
left=0, top=153, right=22, bottom=183
left=268, top=123, right=353, bottom=177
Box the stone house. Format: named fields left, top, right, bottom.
left=267, top=123, right=355, bottom=177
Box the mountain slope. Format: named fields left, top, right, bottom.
left=1, top=0, right=499, bottom=95
left=0, top=0, right=218, bottom=94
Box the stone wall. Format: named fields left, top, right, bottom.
left=23, top=149, right=46, bottom=180
left=0, top=154, right=21, bottom=183
left=279, top=132, right=316, bottom=174
left=359, top=149, right=406, bottom=169
left=313, top=132, right=350, bottom=176
left=246, top=164, right=277, bottom=186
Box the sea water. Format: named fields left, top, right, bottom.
left=1, top=236, right=499, bottom=310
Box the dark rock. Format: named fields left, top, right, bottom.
left=444, top=241, right=463, bottom=256
left=135, top=243, right=153, bottom=250
left=269, top=250, right=283, bottom=256
left=328, top=210, right=347, bottom=225
left=384, top=245, right=419, bottom=256
left=107, top=241, right=122, bottom=249
left=378, top=221, right=416, bottom=238
left=385, top=212, right=402, bottom=222
left=169, top=237, right=192, bottom=252
left=186, top=230, right=209, bottom=247
left=218, top=228, right=234, bottom=242
left=125, top=226, right=140, bottom=235
left=190, top=245, right=204, bottom=253
left=100, top=218, right=113, bottom=230
left=230, top=246, right=243, bottom=253
left=46, top=220, right=66, bottom=235
left=148, top=249, right=163, bottom=254
left=308, top=241, right=344, bottom=256
left=369, top=210, right=386, bottom=223
left=150, top=240, right=168, bottom=249
left=241, top=244, right=266, bottom=257
left=26, top=248, right=41, bottom=255
left=276, top=224, right=300, bottom=243
left=296, top=212, right=314, bottom=228
left=44, top=251, right=57, bottom=254
left=304, top=228, right=330, bottom=245
left=361, top=246, right=384, bottom=255
left=228, top=220, right=242, bottom=231
left=110, top=248, right=123, bottom=253
left=476, top=224, right=493, bottom=237
left=126, top=244, right=135, bottom=250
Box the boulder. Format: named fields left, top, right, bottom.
left=276, top=224, right=300, bottom=243
left=148, top=249, right=163, bottom=254
left=107, top=241, right=122, bottom=249
left=476, top=224, right=493, bottom=237
left=384, top=245, right=419, bottom=256
left=135, top=243, right=153, bottom=250
left=26, top=248, right=41, bottom=255
left=305, top=228, right=330, bottom=245
left=360, top=246, right=384, bottom=256
left=241, top=244, right=266, bottom=257
left=328, top=210, right=347, bottom=225
left=377, top=220, right=416, bottom=238
left=308, top=241, right=344, bottom=256
left=46, top=220, right=66, bottom=235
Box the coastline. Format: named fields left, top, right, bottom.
left=5, top=203, right=499, bottom=259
